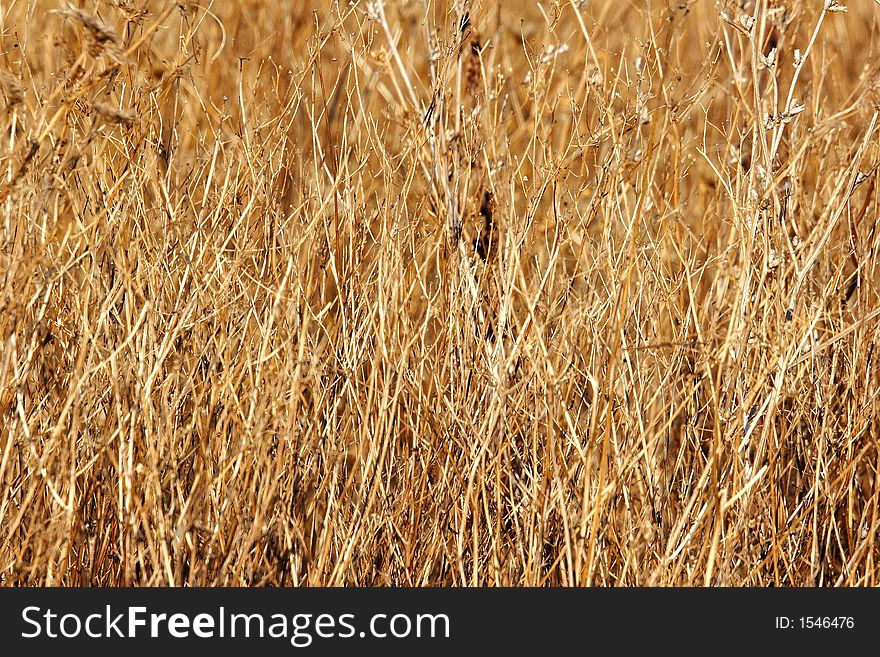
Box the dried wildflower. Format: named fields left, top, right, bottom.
left=825, top=1, right=847, bottom=12
left=366, top=0, right=382, bottom=22
left=113, top=0, right=148, bottom=25
left=0, top=69, right=25, bottom=107
left=760, top=48, right=777, bottom=70
left=720, top=10, right=755, bottom=37
left=764, top=101, right=805, bottom=128
left=586, top=65, right=603, bottom=87
left=92, top=102, right=136, bottom=126
left=539, top=43, right=569, bottom=65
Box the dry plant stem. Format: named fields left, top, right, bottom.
left=769, top=5, right=829, bottom=162
left=0, top=0, right=878, bottom=587
left=788, top=112, right=879, bottom=313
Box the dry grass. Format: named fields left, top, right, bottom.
left=1, top=0, right=879, bottom=586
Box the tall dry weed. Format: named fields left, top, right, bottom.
left=0, top=0, right=879, bottom=585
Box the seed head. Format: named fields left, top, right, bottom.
left=92, top=102, right=136, bottom=126
left=0, top=69, right=25, bottom=108
left=55, top=5, right=118, bottom=56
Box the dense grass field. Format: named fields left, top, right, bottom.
left=1, top=0, right=879, bottom=586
